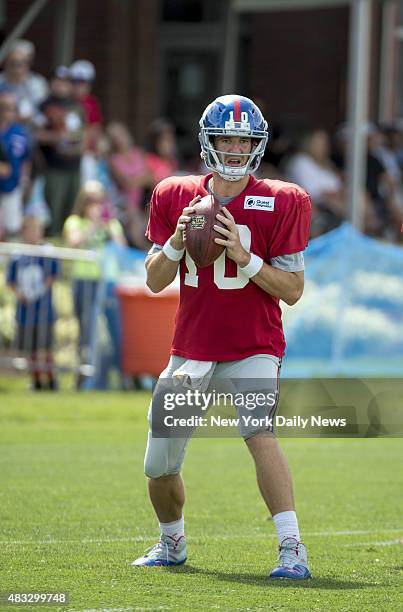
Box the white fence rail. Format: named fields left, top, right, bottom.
left=0, top=241, right=101, bottom=387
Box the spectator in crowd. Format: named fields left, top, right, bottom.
left=377, top=123, right=402, bottom=185
left=6, top=215, right=60, bottom=390
left=0, top=87, right=31, bottom=240
left=284, top=129, right=345, bottom=236
left=92, top=133, right=114, bottom=189
left=332, top=124, right=401, bottom=239
left=260, top=124, right=293, bottom=180
left=251, top=98, right=292, bottom=180
left=70, top=60, right=102, bottom=154
left=380, top=124, right=403, bottom=241
left=35, top=67, right=84, bottom=235
left=47, top=65, right=73, bottom=101
left=107, top=121, right=152, bottom=249
left=366, top=125, right=402, bottom=240
left=63, top=180, right=125, bottom=389
left=0, top=39, right=48, bottom=123
left=80, top=130, right=115, bottom=188
left=145, top=118, right=179, bottom=187
left=393, top=120, right=403, bottom=172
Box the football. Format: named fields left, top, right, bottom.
left=184, top=194, right=226, bottom=267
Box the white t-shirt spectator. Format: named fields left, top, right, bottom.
left=285, top=153, right=342, bottom=201
left=0, top=72, right=48, bottom=119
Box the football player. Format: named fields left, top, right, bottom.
left=132, top=95, right=312, bottom=579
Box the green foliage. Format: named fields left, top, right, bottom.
left=0, top=390, right=402, bottom=611
left=0, top=267, right=79, bottom=369
left=0, top=269, right=16, bottom=346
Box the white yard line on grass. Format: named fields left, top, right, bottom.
left=1, top=528, right=403, bottom=546
left=343, top=538, right=403, bottom=547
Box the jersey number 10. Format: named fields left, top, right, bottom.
left=184, top=224, right=251, bottom=290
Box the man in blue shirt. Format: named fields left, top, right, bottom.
left=0, top=87, right=31, bottom=239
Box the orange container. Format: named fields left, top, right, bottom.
left=116, top=283, right=179, bottom=377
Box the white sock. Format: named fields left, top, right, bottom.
left=159, top=516, right=185, bottom=541
left=273, top=511, right=300, bottom=545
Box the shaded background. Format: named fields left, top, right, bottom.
left=1, top=0, right=402, bottom=160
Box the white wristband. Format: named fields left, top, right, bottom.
left=241, top=253, right=264, bottom=278
left=162, top=239, right=185, bottom=262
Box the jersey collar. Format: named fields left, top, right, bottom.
left=200, top=173, right=257, bottom=198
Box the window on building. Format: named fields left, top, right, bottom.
left=162, top=0, right=225, bottom=22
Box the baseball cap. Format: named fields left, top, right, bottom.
left=53, top=65, right=71, bottom=80
left=70, top=60, right=95, bottom=82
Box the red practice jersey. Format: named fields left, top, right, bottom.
left=146, top=173, right=311, bottom=361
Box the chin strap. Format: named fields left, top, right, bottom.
left=218, top=172, right=244, bottom=182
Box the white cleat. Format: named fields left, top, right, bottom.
left=269, top=537, right=312, bottom=580
left=131, top=534, right=187, bottom=567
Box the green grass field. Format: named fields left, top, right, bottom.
left=0, top=385, right=402, bottom=612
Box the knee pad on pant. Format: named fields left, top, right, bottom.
left=144, top=437, right=168, bottom=478
left=144, top=462, right=169, bottom=479
left=143, top=432, right=189, bottom=479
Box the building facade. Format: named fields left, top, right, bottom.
left=1, top=0, right=402, bottom=157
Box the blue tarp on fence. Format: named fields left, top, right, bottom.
left=282, top=223, right=403, bottom=377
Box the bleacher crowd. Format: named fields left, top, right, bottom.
left=1, top=39, right=403, bottom=390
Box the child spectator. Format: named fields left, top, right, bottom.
left=63, top=180, right=125, bottom=389
left=0, top=87, right=31, bottom=240
left=6, top=216, right=60, bottom=390
left=107, top=121, right=152, bottom=249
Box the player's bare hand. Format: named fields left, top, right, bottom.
left=214, top=207, right=250, bottom=266
left=171, top=196, right=201, bottom=249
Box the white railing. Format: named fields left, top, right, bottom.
left=0, top=241, right=101, bottom=386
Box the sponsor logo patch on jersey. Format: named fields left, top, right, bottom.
left=190, top=215, right=206, bottom=230
left=244, top=196, right=275, bottom=211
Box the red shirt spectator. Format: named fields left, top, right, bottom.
left=70, top=60, right=102, bottom=152
left=81, top=93, right=102, bottom=126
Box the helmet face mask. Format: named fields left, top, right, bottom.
left=199, top=95, right=269, bottom=181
